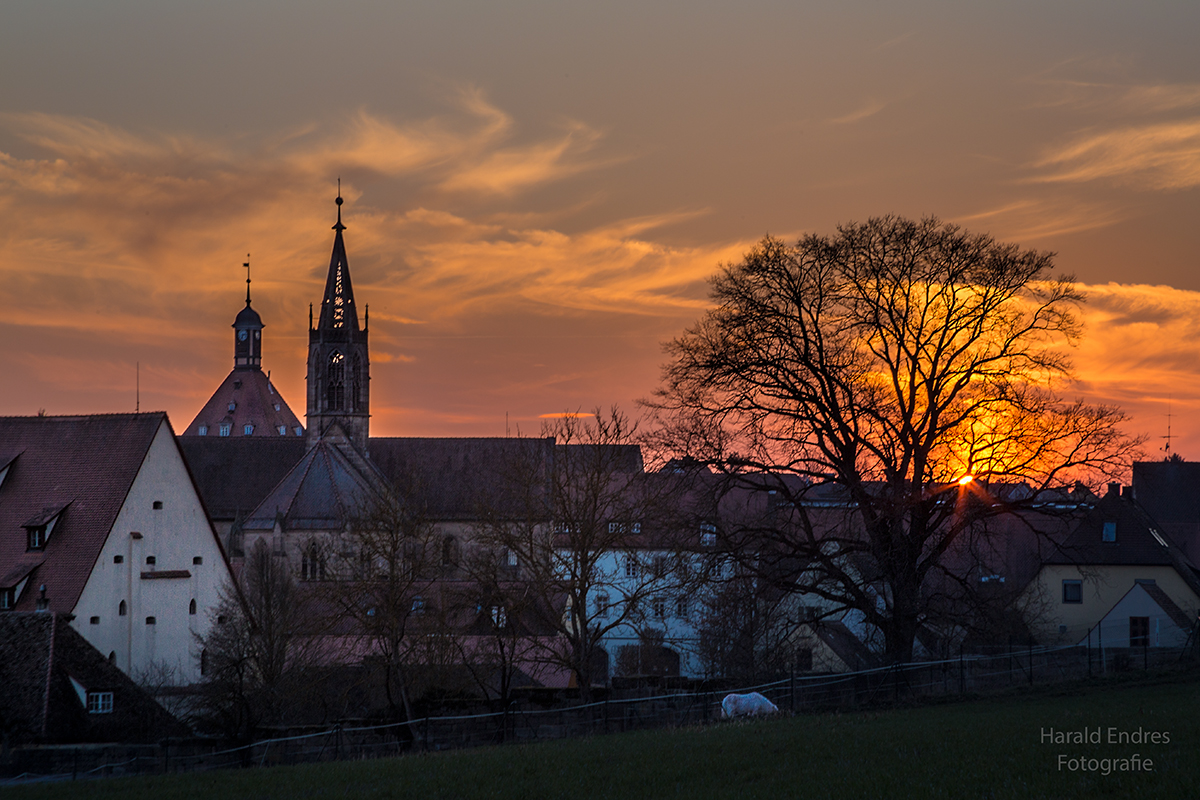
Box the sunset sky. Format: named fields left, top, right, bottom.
left=3, top=2, right=1200, bottom=462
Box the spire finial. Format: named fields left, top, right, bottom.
left=334, top=179, right=345, bottom=231
left=244, top=255, right=252, bottom=306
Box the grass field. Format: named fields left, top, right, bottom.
left=7, top=672, right=1200, bottom=799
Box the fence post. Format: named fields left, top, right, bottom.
left=790, top=668, right=796, bottom=714
left=959, top=651, right=964, bottom=694
left=1028, top=642, right=1034, bottom=686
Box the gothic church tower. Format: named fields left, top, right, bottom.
left=306, top=194, right=369, bottom=448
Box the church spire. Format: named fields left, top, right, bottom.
left=306, top=190, right=370, bottom=448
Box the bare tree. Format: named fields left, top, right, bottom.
left=475, top=408, right=687, bottom=700
left=646, top=217, right=1141, bottom=663
left=193, top=540, right=320, bottom=742
left=324, top=473, right=441, bottom=729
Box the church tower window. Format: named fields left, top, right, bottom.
left=328, top=351, right=346, bottom=411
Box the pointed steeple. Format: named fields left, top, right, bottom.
left=307, top=191, right=370, bottom=448
left=316, top=190, right=360, bottom=333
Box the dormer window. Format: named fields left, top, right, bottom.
left=1102, top=522, right=1117, bottom=543
left=23, top=505, right=66, bottom=551
left=243, top=424, right=254, bottom=435
left=278, top=425, right=287, bottom=435
left=0, top=588, right=14, bottom=610
left=219, top=423, right=231, bottom=437
left=27, top=526, right=47, bottom=551
left=227, top=402, right=236, bottom=412
left=197, top=425, right=208, bottom=436
left=274, top=404, right=281, bottom=412
left=294, top=426, right=303, bottom=436
left=700, top=522, right=717, bottom=548
left=233, top=380, right=242, bottom=390
left=412, top=596, right=426, bottom=614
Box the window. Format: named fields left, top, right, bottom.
left=491, top=605, right=507, bottom=628
left=227, top=402, right=236, bottom=412
left=243, top=424, right=254, bottom=435
left=652, top=599, right=666, bottom=619
left=193, top=556, right=203, bottom=565
left=700, top=522, right=717, bottom=548
left=327, top=351, right=346, bottom=410
left=218, top=423, right=231, bottom=437
left=441, top=536, right=459, bottom=568
left=108, top=651, right=116, bottom=663
left=197, top=425, right=208, bottom=436
left=86, top=691, right=114, bottom=714
left=145, top=556, right=156, bottom=565
left=90, top=616, right=100, bottom=624
left=1130, top=616, right=1150, bottom=648
left=189, top=599, right=197, bottom=615
left=675, top=596, right=688, bottom=619
left=624, top=554, right=640, bottom=579
left=145, top=616, right=156, bottom=625
left=609, top=521, right=642, bottom=534
left=294, top=426, right=303, bottom=436
left=113, top=555, right=123, bottom=564
left=1102, top=521, right=1117, bottom=543
left=153, top=501, right=163, bottom=510
left=278, top=425, right=287, bottom=435
left=412, top=596, right=426, bottom=614
left=301, top=543, right=325, bottom=581
left=652, top=556, right=668, bottom=579
left=118, top=600, right=127, bottom=616
left=27, top=526, right=47, bottom=551
left=0, top=588, right=14, bottom=610
left=200, top=649, right=209, bottom=676
left=1062, top=580, right=1083, bottom=604
left=506, top=548, right=519, bottom=567
left=596, top=593, right=610, bottom=618
left=274, top=403, right=281, bottom=412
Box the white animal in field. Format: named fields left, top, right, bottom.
left=720, top=692, right=779, bottom=719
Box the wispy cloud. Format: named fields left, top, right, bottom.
left=1033, top=119, right=1200, bottom=190
left=827, top=100, right=888, bottom=126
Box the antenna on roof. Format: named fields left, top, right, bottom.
left=506, top=412, right=510, bottom=438
left=1163, top=401, right=1174, bottom=460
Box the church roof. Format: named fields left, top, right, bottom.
left=183, top=368, right=304, bottom=439
left=0, top=413, right=167, bottom=613
left=177, top=436, right=307, bottom=522
left=243, top=429, right=392, bottom=532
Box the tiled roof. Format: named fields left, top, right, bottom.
left=368, top=437, right=558, bottom=520
left=244, top=429, right=393, bottom=531
left=0, top=612, right=187, bottom=743
left=182, top=367, right=303, bottom=439
left=178, top=436, right=307, bottom=521
left=1140, top=583, right=1195, bottom=631
left=0, top=413, right=164, bottom=613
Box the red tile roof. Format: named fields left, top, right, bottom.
left=183, top=368, right=303, bottom=439
left=0, top=413, right=165, bottom=613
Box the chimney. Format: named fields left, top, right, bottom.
left=1122, top=485, right=1135, bottom=499
left=1106, top=482, right=1121, bottom=498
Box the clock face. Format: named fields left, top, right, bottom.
left=238, top=330, right=248, bottom=341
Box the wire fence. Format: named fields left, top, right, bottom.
left=3, top=638, right=1196, bottom=785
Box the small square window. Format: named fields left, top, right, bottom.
left=294, top=426, right=303, bottom=437
left=113, top=555, right=124, bottom=564
left=90, top=616, right=100, bottom=624
left=278, top=425, right=287, bottom=435
left=86, top=691, right=114, bottom=714
left=1102, top=522, right=1117, bottom=543
left=197, top=425, right=208, bottom=436
left=227, top=402, right=236, bottom=412
left=193, top=556, right=203, bottom=565
left=411, top=596, right=426, bottom=614
left=152, top=501, right=163, bottom=510
left=274, top=404, right=281, bottom=412
left=146, top=556, right=156, bottom=565
left=145, top=616, right=156, bottom=625
left=1062, top=580, right=1083, bottom=604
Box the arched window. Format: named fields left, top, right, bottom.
left=118, top=600, right=127, bottom=616
left=327, top=351, right=345, bottom=410
left=442, top=536, right=459, bottom=569
left=301, top=542, right=326, bottom=581
left=189, top=598, right=197, bottom=615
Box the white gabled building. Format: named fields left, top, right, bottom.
left=0, top=413, right=231, bottom=684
